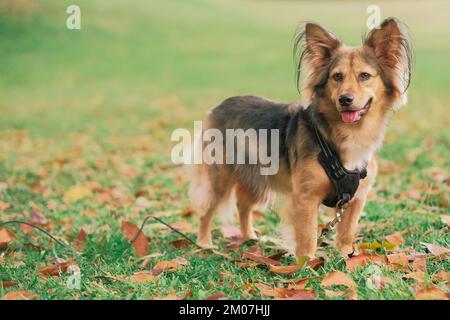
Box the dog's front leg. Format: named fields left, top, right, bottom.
left=335, top=157, right=377, bottom=256
left=288, top=159, right=330, bottom=259
left=287, top=196, right=321, bottom=259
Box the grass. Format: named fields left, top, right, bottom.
left=0, top=0, right=449, bottom=300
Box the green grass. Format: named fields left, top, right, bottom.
left=0, top=0, right=449, bottom=300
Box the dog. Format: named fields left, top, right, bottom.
left=189, top=18, right=412, bottom=259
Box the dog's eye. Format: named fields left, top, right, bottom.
left=332, top=73, right=343, bottom=82
left=359, top=72, right=371, bottom=81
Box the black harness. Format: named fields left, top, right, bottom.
left=302, top=107, right=367, bottom=208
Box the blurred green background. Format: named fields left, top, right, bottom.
left=1, top=0, right=449, bottom=141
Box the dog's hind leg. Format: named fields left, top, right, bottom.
left=235, top=183, right=260, bottom=241
left=190, top=164, right=234, bottom=248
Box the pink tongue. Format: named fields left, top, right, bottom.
left=341, top=111, right=359, bottom=123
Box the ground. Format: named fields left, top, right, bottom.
left=0, top=0, right=448, bottom=300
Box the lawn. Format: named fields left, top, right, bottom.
left=0, top=0, right=448, bottom=300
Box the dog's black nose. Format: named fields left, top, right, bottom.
left=339, top=94, right=354, bottom=107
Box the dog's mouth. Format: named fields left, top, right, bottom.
left=340, top=98, right=373, bottom=124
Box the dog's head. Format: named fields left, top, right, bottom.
left=295, top=18, right=412, bottom=124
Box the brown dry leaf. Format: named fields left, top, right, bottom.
left=385, top=231, right=405, bottom=246
left=324, top=288, right=358, bottom=300
left=121, top=221, right=149, bottom=258
left=307, top=257, right=325, bottom=270
left=346, top=254, right=386, bottom=272
left=421, top=242, right=450, bottom=257
left=387, top=253, right=409, bottom=267
left=254, top=283, right=316, bottom=300
left=40, top=258, right=74, bottom=277
left=0, top=228, right=15, bottom=249
left=269, top=264, right=302, bottom=275
left=1, top=290, right=37, bottom=300
left=153, top=260, right=182, bottom=273
left=412, top=257, right=427, bottom=272
left=1, top=280, right=18, bottom=288
left=242, top=252, right=281, bottom=266
left=415, top=286, right=449, bottom=300
left=72, top=229, right=88, bottom=252
left=128, top=271, right=156, bottom=283
left=433, top=270, right=450, bottom=282
left=403, top=271, right=425, bottom=282
left=203, top=292, right=227, bottom=300
left=278, top=290, right=316, bottom=300
left=321, top=271, right=356, bottom=289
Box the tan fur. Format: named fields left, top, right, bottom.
left=191, top=18, right=411, bottom=258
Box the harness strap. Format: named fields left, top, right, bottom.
left=302, top=107, right=367, bottom=208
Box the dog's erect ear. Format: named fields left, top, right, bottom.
left=364, top=18, right=412, bottom=107
left=304, top=23, right=341, bottom=68
left=294, top=23, right=341, bottom=103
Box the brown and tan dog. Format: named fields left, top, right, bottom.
left=189, top=18, right=412, bottom=258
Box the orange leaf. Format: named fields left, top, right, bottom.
left=242, top=252, right=281, bottom=266
left=40, top=259, right=74, bottom=277
left=1, top=290, right=37, bottom=300
left=121, top=221, right=149, bottom=258
left=321, top=271, right=356, bottom=289
left=415, top=286, right=449, bottom=300
left=387, top=253, right=409, bottom=267
left=403, top=271, right=425, bottom=282
left=128, top=271, right=156, bottom=283
left=203, top=292, right=227, bottom=300
left=0, top=228, right=15, bottom=249
left=153, top=260, right=181, bottom=273
left=433, top=270, right=450, bottom=282
left=269, top=264, right=302, bottom=275
left=385, top=231, right=405, bottom=246
left=1, top=280, right=18, bottom=288
left=346, top=254, right=386, bottom=272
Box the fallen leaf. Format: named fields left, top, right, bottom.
left=72, top=229, right=88, bottom=252
left=412, top=257, right=427, bottom=272
left=321, top=271, right=356, bottom=289
left=403, top=271, right=425, bottom=282
left=203, top=292, right=227, bottom=300
left=40, top=259, right=74, bottom=277
left=387, top=253, right=409, bottom=267
left=153, top=260, right=181, bottom=273
left=121, top=221, right=149, bottom=258
left=415, top=286, right=449, bottom=300
left=307, top=257, right=325, bottom=270
left=346, top=254, right=386, bottom=272
left=269, top=264, right=302, bottom=275
left=433, top=270, right=450, bottom=282
left=1, top=290, right=37, bottom=300
left=0, top=228, right=15, bottom=249
left=129, top=271, right=156, bottom=283
left=385, top=231, right=405, bottom=246
left=242, top=252, right=281, bottom=266
left=63, top=185, right=93, bottom=203
left=324, top=288, right=358, bottom=300
left=421, top=242, right=450, bottom=257
left=1, top=280, right=18, bottom=288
